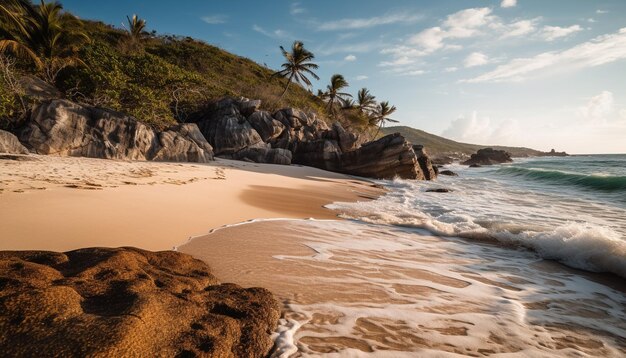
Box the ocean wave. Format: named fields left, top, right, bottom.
left=495, top=166, right=626, bottom=191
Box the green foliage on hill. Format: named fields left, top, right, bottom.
left=381, top=126, right=543, bottom=157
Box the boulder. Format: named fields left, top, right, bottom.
left=0, top=130, right=28, bottom=154
left=431, top=156, right=454, bottom=165
left=273, top=108, right=311, bottom=129
left=330, top=122, right=359, bottom=153
left=238, top=98, right=261, bottom=117
left=0, top=247, right=280, bottom=357
left=412, top=145, right=437, bottom=180
left=293, top=139, right=342, bottom=172
left=232, top=146, right=292, bottom=165
left=197, top=114, right=263, bottom=156
left=462, top=148, right=513, bottom=166
left=247, top=111, right=285, bottom=142
left=18, top=100, right=213, bottom=162
left=153, top=124, right=214, bottom=162
left=426, top=188, right=452, bottom=193
left=439, top=170, right=458, bottom=176
left=469, top=163, right=482, bottom=168
left=341, top=134, right=424, bottom=180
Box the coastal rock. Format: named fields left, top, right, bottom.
left=439, top=170, right=458, bottom=176
left=0, top=130, right=28, bottom=154
left=232, top=146, right=292, bottom=165
left=431, top=156, right=454, bottom=165
left=19, top=100, right=213, bottom=162
left=426, top=188, right=452, bottom=193
left=329, top=122, right=359, bottom=153
left=341, top=134, right=424, bottom=180
left=198, top=113, right=264, bottom=156
left=0, top=247, right=280, bottom=357
left=293, top=139, right=343, bottom=172
left=238, top=98, right=261, bottom=117
left=413, top=145, right=438, bottom=180
left=462, top=148, right=513, bottom=166
left=469, top=163, right=482, bottom=168
left=247, top=111, right=285, bottom=142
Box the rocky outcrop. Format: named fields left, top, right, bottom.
left=193, top=97, right=436, bottom=179
left=439, top=170, right=458, bottom=176
left=0, top=130, right=28, bottom=154
left=412, top=145, right=437, bottom=180
left=538, top=148, right=568, bottom=157
left=341, top=134, right=424, bottom=180
left=19, top=100, right=214, bottom=163
left=462, top=148, right=513, bottom=166
left=0, top=247, right=280, bottom=357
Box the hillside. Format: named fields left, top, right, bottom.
left=382, top=126, right=544, bottom=157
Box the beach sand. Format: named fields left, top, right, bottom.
left=0, top=154, right=383, bottom=251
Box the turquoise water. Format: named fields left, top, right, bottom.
left=329, top=154, right=626, bottom=277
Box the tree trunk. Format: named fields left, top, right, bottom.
left=278, top=74, right=294, bottom=101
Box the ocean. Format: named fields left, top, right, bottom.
left=182, top=155, right=626, bottom=356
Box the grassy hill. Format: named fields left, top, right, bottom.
left=382, top=126, right=544, bottom=157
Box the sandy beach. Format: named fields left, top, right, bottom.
left=0, top=154, right=383, bottom=251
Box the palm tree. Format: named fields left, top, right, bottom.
left=0, top=0, right=90, bottom=84
left=341, top=98, right=356, bottom=110
left=273, top=41, right=319, bottom=100
left=322, top=74, right=352, bottom=117
left=125, top=14, right=146, bottom=42
left=373, top=101, right=398, bottom=139
left=357, top=88, right=376, bottom=114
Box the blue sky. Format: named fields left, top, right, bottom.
left=61, top=0, right=626, bottom=153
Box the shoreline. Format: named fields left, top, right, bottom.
left=0, top=154, right=385, bottom=252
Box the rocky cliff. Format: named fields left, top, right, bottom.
left=0, top=247, right=280, bottom=357
left=18, top=99, right=214, bottom=163
left=462, top=148, right=513, bottom=166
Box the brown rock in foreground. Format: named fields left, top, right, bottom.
left=0, top=247, right=280, bottom=357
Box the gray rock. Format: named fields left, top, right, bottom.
left=238, top=98, right=261, bottom=117
left=232, top=146, right=292, bottom=165
left=247, top=111, right=285, bottom=142
left=0, top=130, right=28, bottom=154
left=341, top=134, right=424, bottom=180
left=198, top=114, right=264, bottom=156
left=19, top=99, right=213, bottom=162
left=426, top=188, right=452, bottom=193
left=463, top=148, right=512, bottom=166
left=439, top=170, right=458, bottom=176
left=293, top=139, right=343, bottom=172
left=413, top=145, right=437, bottom=180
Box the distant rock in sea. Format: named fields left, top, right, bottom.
left=463, top=148, right=513, bottom=166
left=538, top=148, right=569, bottom=157
left=0, top=247, right=280, bottom=357
left=439, top=170, right=458, bottom=176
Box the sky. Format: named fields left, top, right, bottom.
left=61, top=0, right=626, bottom=154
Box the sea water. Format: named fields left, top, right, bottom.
left=267, top=155, right=626, bottom=356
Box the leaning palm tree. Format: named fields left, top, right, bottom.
left=323, top=74, right=352, bottom=117
left=357, top=88, right=376, bottom=114
left=373, top=101, right=398, bottom=138
left=273, top=41, right=319, bottom=100
left=0, top=0, right=90, bottom=84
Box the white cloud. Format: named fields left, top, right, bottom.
left=596, top=9, right=608, bottom=14
left=463, top=28, right=626, bottom=83
left=587, top=18, right=596, bottom=23
left=441, top=111, right=519, bottom=144
left=290, top=2, right=305, bottom=15
left=344, top=54, right=357, bottom=61
left=317, top=41, right=384, bottom=55
left=464, top=52, right=489, bottom=67
left=444, top=66, right=458, bottom=72
left=501, top=0, right=517, bottom=8
left=501, top=19, right=538, bottom=38
left=201, top=15, right=227, bottom=24
left=252, top=25, right=290, bottom=39
left=442, top=7, right=494, bottom=38
left=378, top=56, right=414, bottom=67
left=406, top=70, right=426, bottom=76
left=317, top=12, right=422, bottom=31
left=355, top=75, right=369, bottom=81
left=541, top=25, right=582, bottom=41
left=579, top=91, right=614, bottom=121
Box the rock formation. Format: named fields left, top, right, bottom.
left=18, top=99, right=214, bottom=163
left=0, top=247, right=280, bottom=357
left=0, top=130, right=28, bottom=154
left=412, top=145, right=438, bottom=180
left=193, top=97, right=435, bottom=180
left=439, top=170, right=459, bottom=176
left=462, top=148, right=513, bottom=166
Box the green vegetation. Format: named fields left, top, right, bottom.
left=381, top=126, right=543, bottom=157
